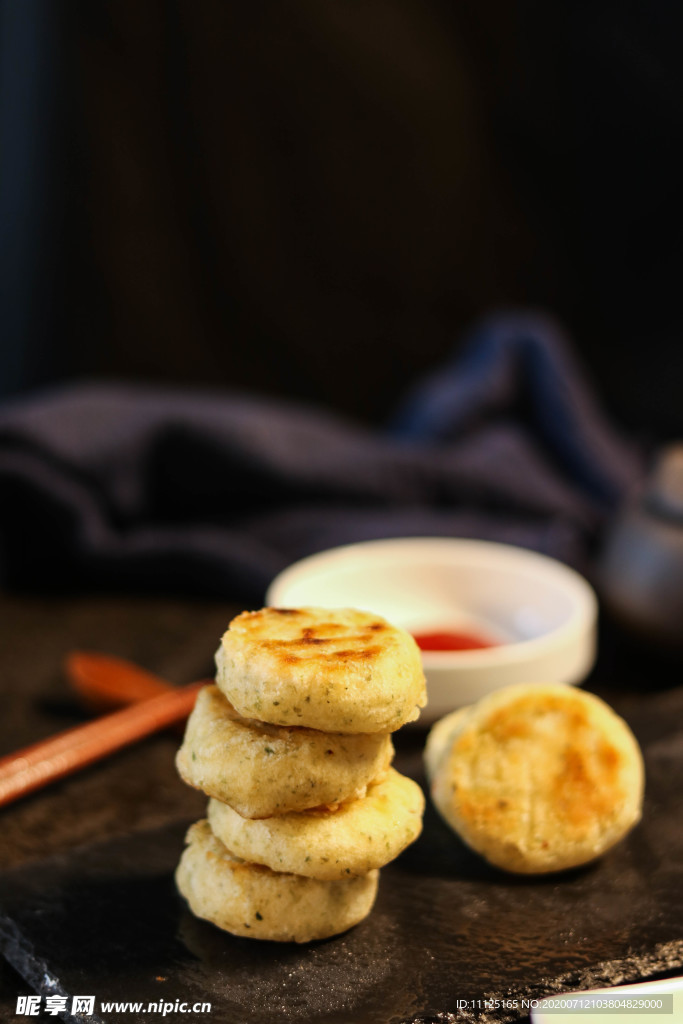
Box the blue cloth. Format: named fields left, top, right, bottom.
left=0, top=314, right=641, bottom=600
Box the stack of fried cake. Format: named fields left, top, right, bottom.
left=175, top=607, right=427, bottom=942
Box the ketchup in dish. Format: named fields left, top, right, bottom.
left=412, top=629, right=497, bottom=652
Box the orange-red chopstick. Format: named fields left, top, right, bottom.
left=64, top=651, right=177, bottom=712
left=0, top=680, right=203, bottom=809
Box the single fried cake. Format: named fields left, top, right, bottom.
left=430, top=683, right=644, bottom=874
left=215, top=607, right=426, bottom=733
left=176, top=820, right=379, bottom=943
left=207, top=767, right=424, bottom=880
left=177, top=685, right=394, bottom=817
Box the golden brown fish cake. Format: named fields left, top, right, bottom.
left=207, top=767, right=424, bottom=880
left=176, top=685, right=394, bottom=818
left=215, top=607, right=426, bottom=733
left=176, top=820, right=379, bottom=942
left=430, top=683, right=644, bottom=874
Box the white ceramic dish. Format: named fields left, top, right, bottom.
left=266, top=537, right=598, bottom=723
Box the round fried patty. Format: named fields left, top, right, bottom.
left=215, top=607, right=426, bottom=733
left=207, top=767, right=424, bottom=880
left=176, top=685, right=394, bottom=817
left=176, top=820, right=379, bottom=942
left=429, top=683, right=644, bottom=874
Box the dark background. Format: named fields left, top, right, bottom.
left=2, top=0, right=682, bottom=438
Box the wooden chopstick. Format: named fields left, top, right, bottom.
left=64, top=651, right=176, bottom=712
left=0, top=680, right=204, bottom=808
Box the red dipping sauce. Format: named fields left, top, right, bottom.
left=412, top=629, right=497, bottom=652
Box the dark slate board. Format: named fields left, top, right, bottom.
left=1, top=702, right=683, bottom=1024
